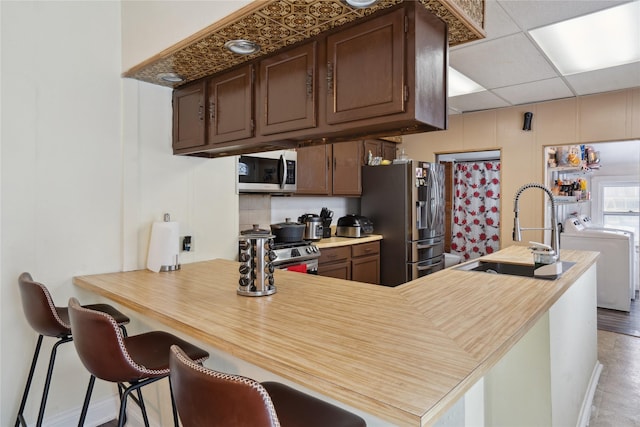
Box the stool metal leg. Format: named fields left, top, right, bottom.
left=15, top=335, right=44, bottom=427
left=36, top=336, right=73, bottom=426
left=77, top=375, right=95, bottom=426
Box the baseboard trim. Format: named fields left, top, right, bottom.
left=35, top=395, right=150, bottom=427
left=577, top=360, right=603, bottom=427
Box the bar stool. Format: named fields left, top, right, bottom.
left=68, top=297, right=209, bottom=427
left=169, top=345, right=367, bottom=427
left=15, top=272, right=130, bottom=427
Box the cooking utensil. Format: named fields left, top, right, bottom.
left=298, top=214, right=323, bottom=241
left=270, top=218, right=306, bottom=243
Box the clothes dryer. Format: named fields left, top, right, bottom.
left=562, top=217, right=634, bottom=311
left=577, top=214, right=638, bottom=294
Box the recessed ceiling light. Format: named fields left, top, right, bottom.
left=530, top=1, right=640, bottom=75
left=342, top=0, right=380, bottom=8
left=449, top=67, right=485, bottom=97
left=157, top=72, right=184, bottom=83
left=224, top=39, right=261, bottom=55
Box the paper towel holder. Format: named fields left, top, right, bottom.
left=147, top=213, right=181, bottom=273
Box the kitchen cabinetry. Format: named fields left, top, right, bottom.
left=173, top=81, right=206, bottom=150
left=173, top=65, right=254, bottom=153
left=318, top=246, right=351, bottom=280
left=326, top=8, right=405, bottom=125
left=318, top=241, right=380, bottom=284
left=296, top=140, right=361, bottom=196
left=258, top=42, right=316, bottom=135
left=171, top=2, right=447, bottom=158
left=362, top=139, right=397, bottom=164
left=296, top=144, right=332, bottom=195
left=208, top=65, right=254, bottom=144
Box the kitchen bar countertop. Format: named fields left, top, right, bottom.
left=73, top=245, right=598, bottom=426
left=315, top=234, right=382, bottom=249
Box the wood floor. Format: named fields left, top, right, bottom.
left=597, top=291, right=640, bottom=337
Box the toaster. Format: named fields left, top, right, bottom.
left=336, top=215, right=374, bottom=238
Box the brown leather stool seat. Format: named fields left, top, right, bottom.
left=68, top=297, right=209, bottom=427
left=15, top=272, right=130, bottom=427
left=170, top=345, right=367, bottom=427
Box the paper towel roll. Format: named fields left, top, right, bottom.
left=147, top=221, right=180, bottom=272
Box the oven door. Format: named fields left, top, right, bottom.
left=274, top=258, right=318, bottom=274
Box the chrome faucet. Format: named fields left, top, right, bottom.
left=513, top=183, right=560, bottom=261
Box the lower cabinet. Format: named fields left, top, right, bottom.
left=318, top=241, right=380, bottom=284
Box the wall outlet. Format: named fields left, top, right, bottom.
left=182, top=235, right=193, bottom=252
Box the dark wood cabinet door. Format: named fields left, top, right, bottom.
left=318, top=261, right=351, bottom=281
left=332, top=141, right=361, bottom=196
left=259, top=42, right=316, bottom=135
left=351, top=255, right=380, bottom=284
left=173, top=81, right=206, bottom=150
left=296, top=144, right=331, bottom=195
left=362, top=139, right=398, bottom=164
left=326, top=8, right=405, bottom=124
left=381, top=141, right=397, bottom=162
left=207, top=65, right=254, bottom=144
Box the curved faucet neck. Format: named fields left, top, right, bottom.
left=512, top=183, right=560, bottom=260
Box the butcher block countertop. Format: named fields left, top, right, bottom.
left=315, top=234, right=382, bottom=249
left=73, top=246, right=598, bottom=426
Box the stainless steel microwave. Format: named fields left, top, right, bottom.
left=237, top=150, right=297, bottom=193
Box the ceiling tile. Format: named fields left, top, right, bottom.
left=497, top=0, right=631, bottom=30
left=492, top=78, right=574, bottom=105
left=448, top=91, right=511, bottom=113
left=450, top=33, right=558, bottom=89
left=565, top=62, right=640, bottom=95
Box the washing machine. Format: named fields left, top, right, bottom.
left=562, top=217, right=634, bottom=311
left=577, top=214, right=638, bottom=294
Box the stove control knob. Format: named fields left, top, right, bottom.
left=313, top=246, right=319, bottom=253
left=305, top=247, right=311, bottom=254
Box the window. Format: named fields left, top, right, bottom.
left=601, top=183, right=639, bottom=239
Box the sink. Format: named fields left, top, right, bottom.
left=455, top=260, right=575, bottom=280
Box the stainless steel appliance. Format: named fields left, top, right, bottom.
left=298, top=214, right=323, bottom=241
left=237, top=150, right=297, bottom=193
left=361, top=161, right=445, bottom=286
left=336, top=214, right=374, bottom=238
left=271, top=241, right=320, bottom=274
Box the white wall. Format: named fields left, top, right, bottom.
left=1, top=1, right=243, bottom=425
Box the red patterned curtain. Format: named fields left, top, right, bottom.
left=451, top=161, right=501, bottom=260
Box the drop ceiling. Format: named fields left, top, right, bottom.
left=449, top=0, right=640, bottom=114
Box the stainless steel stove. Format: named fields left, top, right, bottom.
left=271, top=240, right=321, bottom=273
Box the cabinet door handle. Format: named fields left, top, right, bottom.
left=198, top=105, right=203, bottom=121
left=209, top=101, right=215, bottom=121
left=306, top=69, right=313, bottom=97
left=326, top=62, right=333, bottom=94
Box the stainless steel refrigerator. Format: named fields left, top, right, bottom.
left=361, top=161, right=445, bottom=286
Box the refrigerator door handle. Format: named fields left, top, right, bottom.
left=417, top=263, right=440, bottom=272
left=428, top=166, right=438, bottom=230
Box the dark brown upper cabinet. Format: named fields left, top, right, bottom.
left=259, top=42, right=317, bottom=135
left=207, top=64, right=254, bottom=144
left=326, top=8, right=405, bottom=125
left=173, top=81, right=206, bottom=150
left=172, top=2, right=447, bottom=158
